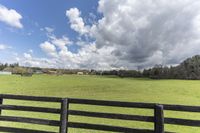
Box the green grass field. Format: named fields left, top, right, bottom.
left=0, top=74, right=200, bottom=133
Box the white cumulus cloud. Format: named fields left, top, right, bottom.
left=90, top=0, right=200, bottom=69
left=0, top=44, right=11, bottom=50
left=44, top=27, right=54, bottom=33
left=66, top=8, right=89, bottom=35
left=51, top=36, right=72, bottom=50
left=23, top=53, right=32, bottom=59
left=0, top=4, right=23, bottom=28
left=40, top=41, right=58, bottom=58
left=18, top=0, right=200, bottom=70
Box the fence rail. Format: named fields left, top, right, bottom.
left=0, top=104, right=61, bottom=114
left=68, top=110, right=154, bottom=122
left=0, top=94, right=62, bottom=102
left=68, top=122, right=155, bottom=133
left=163, top=104, right=200, bottom=112
left=68, top=98, right=155, bottom=108
left=0, top=94, right=199, bottom=133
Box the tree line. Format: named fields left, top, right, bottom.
left=1, top=55, right=200, bottom=79
left=94, top=55, right=200, bottom=79
left=0, top=63, right=19, bottom=70
left=143, top=55, right=200, bottom=79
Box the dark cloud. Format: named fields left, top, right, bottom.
left=90, top=0, right=200, bottom=69
left=22, top=0, right=200, bottom=70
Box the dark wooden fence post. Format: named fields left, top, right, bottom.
left=0, top=98, right=3, bottom=115
left=154, top=104, right=164, bottom=133
left=60, top=98, right=69, bottom=133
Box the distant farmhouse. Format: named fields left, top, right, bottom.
left=2, top=67, right=33, bottom=77
left=0, top=71, right=12, bottom=75
left=35, top=70, right=43, bottom=74
left=77, top=72, right=84, bottom=75
left=48, top=70, right=57, bottom=75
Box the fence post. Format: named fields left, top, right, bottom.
left=0, top=98, right=3, bottom=115
left=60, top=98, right=69, bottom=133
left=154, top=104, right=164, bottom=133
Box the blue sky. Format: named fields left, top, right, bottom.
left=0, top=0, right=200, bottom=69
left=0, top=0, right=99, bottom=60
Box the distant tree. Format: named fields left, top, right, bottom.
left=144, top=55, right=200, bottom=80
left=143, top=69, right=151, bottom=77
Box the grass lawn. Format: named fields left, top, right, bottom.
left=0, top=74, right=200, bottom=132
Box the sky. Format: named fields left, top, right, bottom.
left=0, top=0, right=200, bottom=70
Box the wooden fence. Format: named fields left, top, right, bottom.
left=0, top=94, right=200, bottom=133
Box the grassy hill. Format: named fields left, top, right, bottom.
left=0, top=74, right=200, bottom=132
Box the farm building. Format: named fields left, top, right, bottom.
left=35, top=70, right=43, bottom=74
left=77, top=72, right=84, bottom=75
left=0, top=71, right=12, bottom=75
